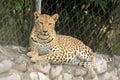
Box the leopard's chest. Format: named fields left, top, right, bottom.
left=34, top=42, right=61, bottom=55
left=30, top=35, right=63, bottom=55
left=36, top=44, right=53, bottom=55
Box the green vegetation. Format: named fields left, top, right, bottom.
left=0, top=0, right=119, bottom=55
left=0, top=0, right=34, bottom=46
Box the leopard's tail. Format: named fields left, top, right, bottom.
left=104, top=41, right=114, bottom=62
left=103, top=57, right=112, bottom=62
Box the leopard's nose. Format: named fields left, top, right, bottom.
left=43, top=30, right=47, bottom=33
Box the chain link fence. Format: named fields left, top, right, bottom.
left=0, top=0, right=120, bottom=55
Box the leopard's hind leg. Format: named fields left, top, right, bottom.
left=78, top=61, right=96, bottom=79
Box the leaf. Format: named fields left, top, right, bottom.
left=98, top=0, right=107, bottom=13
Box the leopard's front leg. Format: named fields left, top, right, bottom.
left=88, top=55, right=97, bottom=78
left=92, top=56, right=97, bottom=70
left=31, top=52, right=64, bottom=64
left=77, top=54, right=97, bottom=79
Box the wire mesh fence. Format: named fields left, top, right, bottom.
left=0, top=0, right=120, bottom=55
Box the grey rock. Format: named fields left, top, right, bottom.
left=33, top=61, right=51, bottom=75
left=0, top=60, right=13, bottom=73
left=99, top=72, right=111, bottom=80
left=63, top=73, right=73, bottom=80
left=54, top=74, right=64, bottom=80
left=63, top=65, right=76, bottom=74
left=0, top=51, right=6, bottom=61
left=118, top=64, right=120, bottom=79
left=73, top=76, right=84, bottom=80
left=84, top=73, right=99, bottom=80
left=74, top=67, right=87, bottom=77
left=50, top=65, right=63, bottom=79
left=8, top=45, right=28, bottom=54
left=98, top=69, right=119, bottom=80
left=0, top=70, right=21, bottom=80
left=0, top=45, right=120, bottom=80
left=21, top=72, right=30, bottom=80
left=30, top=72, right=49, bottom=80
left=96, top=55, right=107, bottom=74
left=0, top=45, right=20, bottom=58
left=12, top=55, right=29, bottom=72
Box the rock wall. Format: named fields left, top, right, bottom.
left=0, top=45, right=120, bottom=80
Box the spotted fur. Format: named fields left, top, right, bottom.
left=27, top=11, right=97, bottom=78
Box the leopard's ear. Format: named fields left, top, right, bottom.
left=34, top=11, right=41, bottom=19
left=51, top=13, right=59, bottom=22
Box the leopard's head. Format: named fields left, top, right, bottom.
left=33, top=12, right=59, bottom=42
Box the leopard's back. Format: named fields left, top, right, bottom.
left=57, top=35, right=89, bottom=51
left=56, top=35, right=94, bottom=63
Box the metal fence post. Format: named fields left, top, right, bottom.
left=35, top=0, right=42, bottom=13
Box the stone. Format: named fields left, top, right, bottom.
left=73, top=76, right=84, bottom=80
left=84, top=73, right=99, bottom=80
left=0, top=45, right=120, bottom=80
left=21, top=72, right=30, bottom=80
left=99, top=72, right=111, bottom=80
left=96, top=55, right=107, bottom=74
left=33, top=61, right=51, bottom=75
left=50, top=65, right=63, bottom=79
left=63, top=73, right=73, bottom=80
left=99, top=70, right=119, bottom=80
left=8, top=45, right=28, bottom=54
left=30, top=72, right=49, bottom=80
left=0, top=71, right=21, bottom=80
left=63, top=65, right=76, bottom=74
left=74, top=67, right=87, bottom=77
left=101, top=68, right=119, bottom=80
left=118, top=64, right=120, bottom=79
left=0, top=51, right=6, bottom=61
left=54, top=74, right=64, bottom=80
left=108, top=68, right=119, bottom=80
left=0, top=60, right=13, bottom=73
left=0, top=45, right=20, bottom=58
left=12, top=56, right=28, bottom=72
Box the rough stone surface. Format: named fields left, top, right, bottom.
left=50, top=65, right=63, bottom=79
left=0, top=60, right=13, bottom=73
left=54, top=74, right=64, bottom=80
left=0, top=45, right=120, bottom=80
left=96, top=55, right=107, bottom=74
left=73, top=67, right=87, bottom=76
left=73, top=76, right=84, bottom=80
left=30, top=72, right=49, bottom=80
left=84, top=73, right=99, bottom=80
left=0, top=70, right=21, bottom=80
left=33, top=61, right=51, bottom=75
left=63, top=73, right=73, bottom=80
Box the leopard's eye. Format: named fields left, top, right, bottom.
left=49, top=23, right=52, bottom=25
left=40, top=22, right=43, bottom=25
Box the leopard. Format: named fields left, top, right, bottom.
left=27, top=11, right=97, bottom=78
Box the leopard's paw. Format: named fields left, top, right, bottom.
left=31, top=56, right=38, bottom=62
left=27, top=50, right=38, bottom=58
left=27, top=52, right=33, bottom=57
left=88, top=73, right=95, bottom=79
left=88, top=69, right=95, bottom=79
left=93, top=63, right=97, bottom=71
left=92, top=57, right=97, bottom=71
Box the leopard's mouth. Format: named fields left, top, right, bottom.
left=36, top=33, right=53, bottom=43
left=37, top=34, right=50, bottom=40
left=41, top=31, right=49, bottom=36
